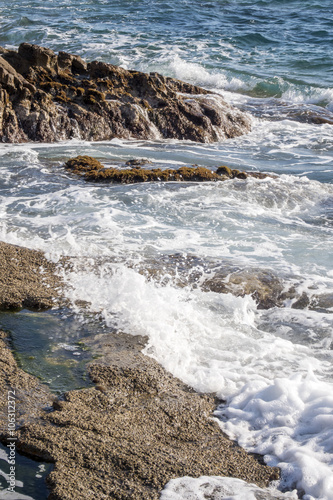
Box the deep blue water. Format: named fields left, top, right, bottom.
left=1, top=0, right=333, bottom=94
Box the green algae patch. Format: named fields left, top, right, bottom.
left=64, top=155, right=250, bottom=184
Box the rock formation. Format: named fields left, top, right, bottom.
left=0, top=241, right=63, bottom=310
left=0, top=242, right=281, bottom=499
left=0, top=327, right=279, bottom=500
left=64, top=155, right=253, bottom=183
left=0, top=43, right=251, bottom=143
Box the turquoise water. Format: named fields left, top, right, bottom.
left=0, top=1, right=333, bottom=499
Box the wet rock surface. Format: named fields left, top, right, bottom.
left=202, top=268, right=285, bottom=309
left=64, top=155, right=270, bottom=184
left=135, top=253, right=287, bottom=310
left=15, top=333, right=280, bottom=500
left=0, top=312, right=281, bottom=499
left=1, top=242, right=329, bottom=498
left=0, top=241, right=63, bottom=310
left=0, top=43, right=251, bottom=143
left=0, top=330, right=54, bottom=434
left=135, top=253, right=333, bottom=312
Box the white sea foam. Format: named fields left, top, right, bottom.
left=0, top=137, right=332, bottom=499
left=161, top=476, right=298, bottom=500
left=217, top=373, right=333, bottom=499
left=61, top=261, right=333, bottom=499
left=167, top=55, right=247, bottom=92
left=281, top=87, right=333, bottom=109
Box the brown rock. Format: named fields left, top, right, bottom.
left=0, top=43, right=251, bottom=143
left=18, top=42, right=57, bottom=72
left=64, top=155, right=251, bottom=184
left=0, top=241, right=63, bottom=310
left=15, top=346, right=280, bottom=499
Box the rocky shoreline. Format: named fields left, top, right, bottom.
left=0, top=43, right=251, bottom=143
left=0, top=44, right=312, bottom=498
left=0, top=241, right=283, bottom=499
left=0, top=241, right=63, bottom=311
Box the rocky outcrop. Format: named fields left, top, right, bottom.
left=64, top=155, right=253, bottom=183
left=0, top=241, right=63, bottom=310
left=0, top=242, right=281, bottom=499
left=0, top=43, right=251, bottom=143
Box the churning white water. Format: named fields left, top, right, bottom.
left=0, top=128, right=332, bottom=499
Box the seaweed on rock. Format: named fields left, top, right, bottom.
left=0, top=43, right=252, bottom=143
left=64, top=155, right=252, bottom=183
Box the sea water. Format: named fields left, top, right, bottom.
left=0, top=1, right=333, bottom=499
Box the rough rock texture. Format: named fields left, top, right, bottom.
left=0, top=241, right=281, bottom=499
left=64, top=155, right=252, bottom=183
left=15, top=343, right=280, bottom=500
left=0, top=241, right=63, bottom=310
left=0, top=43, right=251, bottom=143
left=202, top=268, right=285, bottom=309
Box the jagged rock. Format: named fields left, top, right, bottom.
left=0, top=43, right=251, bottom=143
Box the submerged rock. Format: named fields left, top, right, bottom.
left=135, top=253, right=288, bottom=309
left=203, top=268, right=285, bottom=309
left=0, top=330, right=54, bottom=433
left=0, top=43, right=251, bottom=143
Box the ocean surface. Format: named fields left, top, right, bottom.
left=0, top=1, right=333, bottom=499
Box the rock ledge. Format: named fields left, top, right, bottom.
left=0, top=43, right=251, bottom=143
